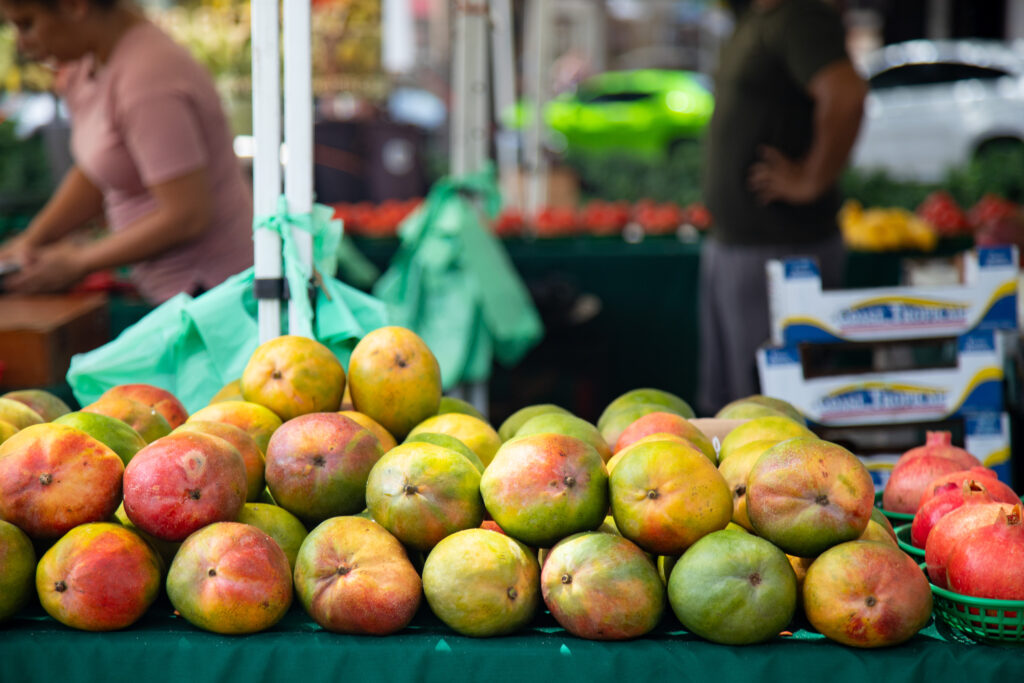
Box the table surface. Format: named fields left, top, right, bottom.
left=2, top=598, right=1021, bottom=683
left=0, top=293, right=108, bottom=331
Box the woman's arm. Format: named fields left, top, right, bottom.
left=76, top=166, right=212, bottom=273
left=0, top=165, right=105, bottom=261
left=3, top=167, right=212, bottom=293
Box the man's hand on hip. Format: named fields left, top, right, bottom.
left=747, top=145, right=820, bottom=205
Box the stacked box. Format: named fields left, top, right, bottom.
left=767, top=246, right=1018, bottom=346
left=813, top=413, right=1012, bottom=492
left=757, top=329, right=1007, bottom=426
left=759, top=246, right=1019, bottom=488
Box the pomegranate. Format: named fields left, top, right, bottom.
left=924, top=502, right=1010, bottom=588
left=946, top=505, right=1024, bottom=600
left=917, top=467, right=1020, bottom=510
left=910, top=480, right=994, bottom=549
left=897, top=431, right=981, bottom=469
left=883, top=458, right=971, bottom=514
left=882, top=432, right=983, bottom=514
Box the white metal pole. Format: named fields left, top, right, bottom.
left=383, top=0, right=415, bottom=74
left=449, top=1, right=493, bottom=417
left=450, top=4, right=469, bottom=176
left=283, top=0, right=315, bottom=336
left=524, top=0, right=550, bottom=221
left=450, top=1, right=490, bottom=177
left=490, top=0, right=521, bottom=210
left=468, top=7, right=489, bottom=175
left=252, top=0, right=282, bottom=343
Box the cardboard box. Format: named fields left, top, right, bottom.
left=0, top=294, right=110, bottom=389
left=689, top=418, right=748, bottom=457
left=500, top=165, right=581, bottom=210
left=767, top=246, right=1019, bottom=346
left=757, top=329, right=1007, bottom=426
left=814, top=412, right=1012, bottom=491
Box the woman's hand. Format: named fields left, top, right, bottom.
left=3, top=240, right=87, bottom=294
left=0, top=232, right=39, bottom=267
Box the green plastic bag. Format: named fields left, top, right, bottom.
left=373, top=166, right=543, bottom=389
left=67, top=199, right=391, bottom=413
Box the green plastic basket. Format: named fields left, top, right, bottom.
left=894, top=523, right=925, bottom=560
left=875, top=490, right=914, bottom=524
left=927, top=573, right=1024, bottom=645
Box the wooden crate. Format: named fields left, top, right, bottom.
left=0, top=293, right=110, bottom=389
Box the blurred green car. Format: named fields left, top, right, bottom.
left=508, top=69, right=715, bottom=159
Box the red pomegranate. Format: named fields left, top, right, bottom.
left=884, top=459, right=972, bottom=514
left=882, top=433, right=982, bottom=514
left=910, top=480, right=994, bottom=549
left=897, top=432, right=981, bottom=469
left=924, top=502, right=1011, bottom=588
left=946, top=505, right=1024, bottom=600
left=917, top=467, right=1020, bottom=510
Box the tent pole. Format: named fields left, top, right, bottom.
left=523, top=0, right=550, bottom=226
left=450, top=0, right=490, bottom=177
left=490, top=0, right=521, bottom=211
left=283, top=0, right=315, bottom=338
left=449, top=1, right=494, bottom=417
left=252, top=0, right=283, bottom=343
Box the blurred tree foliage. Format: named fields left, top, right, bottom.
left=839, top=170, right=939, bottom=211
left=841, top=145, right=1024, bottom=210
left=0, top=120, right=51, bottom=236
left=0, top=120, right=51, bottom=199
left=943, top=144, right=1024, bottom=206
left=1, top=25, right=56, bottom=92
left=564, top=142, right=705, bottom=206
left=562, top=139, right=1024, bottom=211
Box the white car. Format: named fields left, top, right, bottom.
left=850, top=39, right=1024, bottom=182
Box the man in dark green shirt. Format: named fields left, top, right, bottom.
left=698, top=0, right=867, bottom=415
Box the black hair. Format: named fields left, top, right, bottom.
left=5, top=0, right=119, bottom=9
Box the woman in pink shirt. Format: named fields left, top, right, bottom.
left=0, top=0, right=253, bottom=303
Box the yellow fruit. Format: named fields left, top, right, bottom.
left=348, top=327, right=442, bottom=440
left=240, top=335, right=346, bottom=421
left=408, top=413, right=501, bottom=467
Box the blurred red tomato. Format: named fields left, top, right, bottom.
left=684, top=202, right=712, bottom=230
left=633, top=200, right=683, bottom=235
left=917, top=191, right=970, bottom=236
left=968, top=194, right=1019, bottom=232
left=494, top=209, right=525, bottom=238
left=533, top=206, right=579, bottom=237
left=578, top=199, right=630, bottom=236
left=331, top=198, right=423, bottom=238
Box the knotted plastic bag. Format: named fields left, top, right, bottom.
left=67, top=198, right=390, bottom=412
left=373, top=167, right=543, bottom=389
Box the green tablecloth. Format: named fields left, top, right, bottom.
left=2, top=600, right=1020, bottom=683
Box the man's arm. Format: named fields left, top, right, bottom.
left=3, top=167, right=212, bottom=294
left=747, top=58, right=868, bottom=205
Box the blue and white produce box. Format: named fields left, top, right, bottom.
left=767, top=246, right=1019, bottom=346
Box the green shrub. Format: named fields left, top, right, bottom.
left=562, top=140, right=1024, bottom=213
left=838, top=169, right=940, bottom=210
left=565, top=142, right=704, bottom=206
left=944, top=144, right=1024, bottom=206
left=0, top=120, right=51, bottom=201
